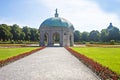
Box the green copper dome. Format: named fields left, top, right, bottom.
left=40, top=17, right=74, bottom=29
left=40, top=9, right=74, bottom=29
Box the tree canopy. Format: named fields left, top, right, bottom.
left=74, top=30, right=81, bottom=42
left=0, top=24, right=39, bottom=42
left=0, top=23, right=120, bottom=43
left=74, top=23, right=120, bottom=42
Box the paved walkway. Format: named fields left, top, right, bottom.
left=0, top=47, right=100, bottom=80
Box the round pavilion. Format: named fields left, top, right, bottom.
left=39, top=9, right=74, bottom=47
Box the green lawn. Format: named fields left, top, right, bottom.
left=0, top=47, right=39, bottom=60
left=71, top=47, right=120, bottom=74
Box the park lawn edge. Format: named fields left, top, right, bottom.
left=65, top=47, right=120, bottom=80
left=0, top=47, right=39, bottom=60
left=71, top=47, right=120, bottom=74
left=0, top=47, right=46, bottom=67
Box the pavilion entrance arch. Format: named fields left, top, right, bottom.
left=52, top=32, right=60, bottom=46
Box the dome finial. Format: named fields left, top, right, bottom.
left=55, top=8, right=59, bottom=17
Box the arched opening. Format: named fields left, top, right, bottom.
left=52, top=32, right=60, bottom=46
left=44, top=33, right=48, bottom=46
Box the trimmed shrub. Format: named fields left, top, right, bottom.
left=110, top=40, right=115, bottom=45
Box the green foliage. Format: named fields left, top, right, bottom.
left=110, top=40, right=115, bottom=45
left=71, top=47, right=120, bottom=74
left=74, top=30, right=81, bottom=42
left=20, top=32, right=25, bottom=40
left=73, top=23, right=120, bottom=43
left=107, top=23, right=120, bottom=41
left=22, top=26, right=31, bottom=41
left=10, top=40, right=15, bottom=44
left=81, top=31, right=89, bottom=41
left=74, top=41, right=87, bottom=44
left=30, top=28, right=39, bottom=41
left=108, top=27, right=120, bottom=41
left=101, top=29, right=109, bottom=42
left=0, top=24, right=12, bottom=41
left=0, top=24, right=39, bottom=42
left=0, top=47, right=39, bottom=60
left=0, top=41, right=39, bottom=44
left=11, top=24, right=21, bottom=40
left=89, top=30, right=100, bottom=42
left=1, top=22, right=120, bottom=43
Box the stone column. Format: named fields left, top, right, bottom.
left=67, top=34, right=70, bottom=46
left=48, top=31, right=50, bottom=46
left=48, top=31, right=53, bottom=47
left=59, top=31, right=62, bottom=47
left=70, top=32, right=74, bottom=46
left=40, top=31, right=45, bottom=46
left=72, top=33, right=74, bottom=46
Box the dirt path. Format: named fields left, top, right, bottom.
left=0, top=47, right=100, bottom=80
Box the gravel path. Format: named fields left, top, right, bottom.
left=0, top=47, right=100, bottom=80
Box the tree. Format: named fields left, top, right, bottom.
left=20, top=32, right=25, bottom=40
left=0, top=24, right=12, bottom=41
left=108, top=27, right=120, bottom=41
left=101, top=29, right=109, bottom=42
left=81, top=31, right=89, bottom=41
left=30, top=28, right=39, bottom=41
left=22, top=26, right=31, bottom=41
left=0, top=23, right=40, bottom=42
left=74, top=30, right=81, bottom=42
left=11, top=24, right=21, bottom=41
left=89, top=30, right=100, bottom=42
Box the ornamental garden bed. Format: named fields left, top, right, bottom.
left=0, top=44, right=27, bottom=48
left=65, top=47, right=120, bottom=80
left=0, top=47, right=45, bottom=67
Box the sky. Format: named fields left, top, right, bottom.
left=0, top=0, right=120, bottom=32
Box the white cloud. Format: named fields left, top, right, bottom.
left=0, top=17, right=32, bottom=27
left=0, top=17, right=17, bottom=26
left=39, top=0, right=120, bottom=32
left=1, top=0, right=120, bottom=32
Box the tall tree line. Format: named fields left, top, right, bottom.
left=0, top=24, right=39, bottom=41
left=1, top=23, right=120, bottom=42
left=74, top=23, right=120, bottom=42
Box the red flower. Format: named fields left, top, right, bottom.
left=65, top=47, right=120, bottom=80
left=0, top=47, right=46, bottom=67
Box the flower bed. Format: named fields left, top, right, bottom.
left=65, top=47, right=120, bottom=80
left=0, top=44, right=26, bottom=48
left=0, top=47, right=45, bottom=67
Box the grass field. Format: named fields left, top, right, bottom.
left=0, top=47, right=39, bottom=60
left=71, top=47, right=120, bottom=74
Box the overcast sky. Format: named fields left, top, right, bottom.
left=0, top=0, right=120, bottom=32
